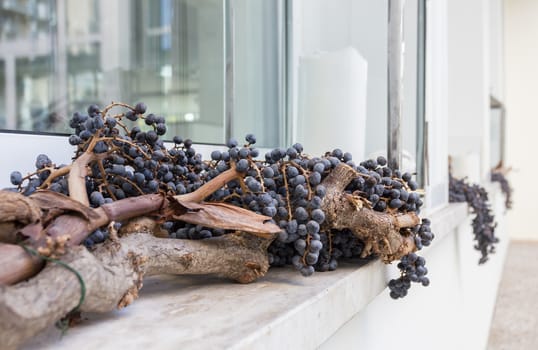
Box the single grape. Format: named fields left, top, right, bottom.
left=245, top=134, right=256, bottom=144
left=135, top=102, right=147, bottom=114
left=10, top=171, right=23, bottom=185
left=236, top=159, right=249, bottom=173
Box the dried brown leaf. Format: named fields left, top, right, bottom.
left=0, top=190, right=42, bottom=242
left=0, top=190, right=41, bottom=225
left=30, top=190, right=103, bottom=225
left=169, top=199, right=281, bottom=238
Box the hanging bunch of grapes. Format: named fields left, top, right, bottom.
left=449, top=171, right=499, bottom=264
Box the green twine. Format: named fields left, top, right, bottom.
left=20, top=244, right=86, bottom=333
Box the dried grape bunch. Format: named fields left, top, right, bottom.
left=8, top=102, right=433, bottom=298
left=449, top=172, right=498, bottom=264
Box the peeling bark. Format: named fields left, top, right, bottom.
left=322, top=163, right=420, bottom=261
left=0, top=191, right=41, bottom=243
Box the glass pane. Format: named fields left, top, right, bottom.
left=1, top=1, right=284, bottom=147
left=67, top=42, right=102, bottom=111
left=16, top=55, right=60, bottom=131
left=119, top=0, right=224, bottom=144
left=0, top=60, right=4, bottom=128
left=233, top=0, right=285, bottom=148
left=66, top=0, right=100, bottom=37
left=490, top=107, right=502, bottom=168
left=360, top=1, right=389, bottom=159
left=0, top=0, right=56, bottom=131
left=294, top=0, right=387, bottom=160
left=402, top=0, right=419, bottom=174
left=0, top=0, right=53, bottom=40
left=0, top=0, right=228, bottom=145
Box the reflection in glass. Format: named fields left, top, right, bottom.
left=128, top=0, right=225, bottom=144
left=65, top=0, right=100, bottom=38
left=0, top=0, right=285, bottom=148
left=233, top=0, right=286, bottom=148
left=0, top=0, right=52, bottom=41
left=68, top=42, right=102, bottom=112
left=401, top=0, right=419, bottom=174
left=490, top=107, right=502, bottom=168
left=0, top=60, right=4, bottom=128
left=295, top=0, right=387, bottom=160
left=16, top=55, right=65, bottom=132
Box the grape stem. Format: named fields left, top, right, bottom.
left=281, top=163, right=293, bottom=220
left=69, top=152, right=103, bottom=206
left=249, top=159, right=266, bottom=193
left=101, top=101, right=136, bottom=116
left=40, top=165, right=71, bottom=189
left=175, top=167, right=241, bottom=203
left=290, top=160, right=313, bottom=200
left=96, top=158, right=117, bottom=201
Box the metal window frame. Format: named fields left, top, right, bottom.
left=416, top=0, right=427, bottom=187
left=388, top=0, right=427, bottom=190
left=387, top=0, right=405, bottom=171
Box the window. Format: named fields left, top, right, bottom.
left=291, top=0, right=387, bottom=160
left=0, top=0, right=287, bottom=148
left=1, top=0, right=432, bottom=208
left=291, top=0, right=426, bottom=183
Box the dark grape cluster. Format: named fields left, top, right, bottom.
left=491, top=171, right=513, bottom=210
left=449, top=172, right=498, bottom=264
left=341, top=156, right=422, bottom=213
left=7, top=153, right=66, bottom=196
left=386, top=218, right=433, bottom=299
left=388, top=253, right=429, bottom=299
left=257, top=150, right=429, bottom=278
left=7, top=102, right=434, bottom=299
left=83, top=227, right=109, bottom=247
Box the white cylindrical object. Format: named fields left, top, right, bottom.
left=296, top=47, right=368, bottom=159
left=451, top=152, right=481, bottom=184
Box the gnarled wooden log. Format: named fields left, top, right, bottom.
left=322, top=163, right=420, bottom=261
left=0, top=232, right=272, bottom=349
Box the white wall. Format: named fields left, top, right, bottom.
left=504, top=0, right=538, bottom=240
left=490, top=0, right=505, bottom=100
